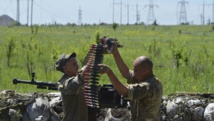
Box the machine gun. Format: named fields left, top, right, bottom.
left=12, top=72, right=128, bottom=109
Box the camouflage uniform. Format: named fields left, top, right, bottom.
left=126, top=70, right=163, bottom=121
left=58, top=74, right=88, bottom=121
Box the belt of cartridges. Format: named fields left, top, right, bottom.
left=83, top=37, right=123, bottom=108
left=83, top=44, right=104, bottom=108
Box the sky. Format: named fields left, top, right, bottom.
left=0, top=0, right=214, bottom=25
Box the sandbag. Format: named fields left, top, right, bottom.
left=204, top=103, right=214, bottom=121
left=26, top=97, right=51, bottom=121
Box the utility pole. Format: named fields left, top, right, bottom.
left=27, top=0, right=29, bottom=26
left=16, top=0, right=20, bottom=23
left=127, top=3, right=142, bottom=24
left=213, top=0, right=214, bottom=23
left=78, top=6, right=82, bottom=25
left=120, top=0, right=122, bottom=25
left=145, top=0, right=158, bottom=25
left=178, top=0, right=188, bottom=25
left=201, top=0, right=214, bottom=25
left=126, top=3, right=131, bottom=24
left=203, top=0, right=205, bottom=25
left=15, top=0, right=33, bottom=26
left=31, top=0, right=33, bottom=26
left=113, top=0, right=114, bottom=23
left=112, top=0, right=123, bottom=24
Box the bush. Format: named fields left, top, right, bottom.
left=112, top=23, right=118, bottom=31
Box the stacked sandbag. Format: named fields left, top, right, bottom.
left=2, top=90, right=214, bottom=121
left=48, top=92, right=63, bottom=121
left=0, top=90, right=62, bottom=121
left=26, top=97, right=51, bottom=121
left=204, top=103, right=214, bottom=120
left=25, top=92, right=63, bottom=121
left=161, top=93, right=214, bottom=121
left=0, top=90, right=33, bottom=121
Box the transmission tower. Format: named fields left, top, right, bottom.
left=127, top=3, right=129, bottom=24
left=136, top=4, right=140, bottom=24
left=78, top=6, right=82, bottom=25
left=145, top=0, right=158, bottom=25
left=178, top=0, right=188, bottom=24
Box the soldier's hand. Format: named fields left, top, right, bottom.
left=80, top=64, right=91, bottom=80
left=98, top=64, right=111, bottom=74
left=111, top=43, right=118, bottom=54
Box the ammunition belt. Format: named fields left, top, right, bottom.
left=83, top=44, right=104, bottom=108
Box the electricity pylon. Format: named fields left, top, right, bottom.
left=145, top=0, right=158, bottom=25
left=78, top=6, right=82, bottom=25
left=178, top=0, right=188, bottom=24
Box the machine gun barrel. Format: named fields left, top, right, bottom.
left=13, top=78, right=58, bottom=90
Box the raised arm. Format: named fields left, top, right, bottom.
left=112, top=44, right=130, bottom=79
left=99, top=64, right=128, bottom=97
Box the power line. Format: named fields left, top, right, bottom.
left=1, top=0, right=16, bottom=15
left=5, top=1, right=211, bottom=25
left=33, top=1, right=76, bottom=24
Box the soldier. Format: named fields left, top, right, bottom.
left=55, top=52, right=88, bottom=121
left=99, top=44, right=163, bottom=121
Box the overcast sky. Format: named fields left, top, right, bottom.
left=0, top=0, right=214, bottom=25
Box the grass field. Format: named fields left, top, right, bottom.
left=0, top=25, right=213, bottom=95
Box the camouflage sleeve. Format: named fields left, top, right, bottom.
left=59, top=75, right=83, bottom=95
left=126, top=82, right=150, bottom=100
left=126, top=70, right=137, bottom=84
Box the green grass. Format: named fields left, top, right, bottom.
left=0, top=25, right=213, bottom=95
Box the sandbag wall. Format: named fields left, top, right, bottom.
left=1, top=90, right=214, bottom=121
